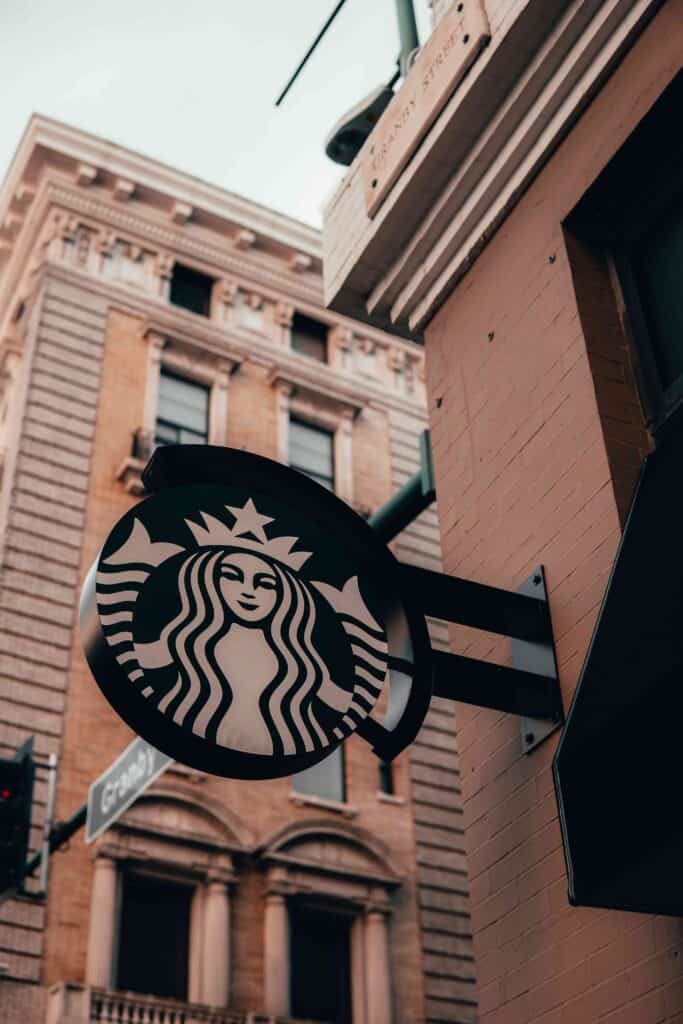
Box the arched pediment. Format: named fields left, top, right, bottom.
left=262, top=818, right=401, bottom=886
left=116, top=780, right=253, bottom=851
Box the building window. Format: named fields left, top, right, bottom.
left=626, top=193, right=683, bottom=407
left=293, top=745, right=345, bottom=803
left=116, top=872, right=192, bottom=1000
left=379, top=760, right=394, bottom=795
left=155, top=370, right=209, bottom=446
left=170, top=262, right=214, bottom=317
left=291, top=313, right=328, bottom=362
left=289, top=417, right=334, bottom=490
left=289, top=904, right=352, bottom=1024
left=568, top=71, right=683, bottom=431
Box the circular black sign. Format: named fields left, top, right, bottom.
left=80, top=446, right=432, bottom=779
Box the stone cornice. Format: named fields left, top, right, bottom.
left=45, top=183, right=325, bottom=309
left=1, top=114, right=321, bottom=257
left=322, top=0, right=662, bottom=335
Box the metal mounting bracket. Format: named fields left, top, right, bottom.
left=397, top=562, right=564, bottom=751
left=512, top=566, right=563, bottom=754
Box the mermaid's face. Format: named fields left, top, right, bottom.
left=219, top=552, right=279, bottom=624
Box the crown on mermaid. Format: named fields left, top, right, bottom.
left=184, top=498, right=312, bottom=570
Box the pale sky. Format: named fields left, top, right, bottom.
left=0, top=0, right=432, bottom=227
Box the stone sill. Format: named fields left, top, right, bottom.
left=115, top=455, right=146, bottom=496
left=289, top=792, right=358, bottom=818
left=377, top=792, right=405, bottom=806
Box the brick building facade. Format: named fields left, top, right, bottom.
left=323, top=0, right=683, bottom=1021
left=0, top=118, right=474, bottom=1024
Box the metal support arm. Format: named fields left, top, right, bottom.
left=398, top=563, right=552, bottom=643
left=369, top=430, right=435, bottom=542
left=432, top=650, right=562, bottom=721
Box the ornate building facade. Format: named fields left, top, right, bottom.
left=0, top=118, right=474, bottom=1024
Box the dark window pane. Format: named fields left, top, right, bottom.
left=379, top=760, right=394, bottom=795
left=632, top=197, right=683, bottom=394
left=293, top=745, right=345, bottom=803
left=155, top=371, right=209, bottom=447
left=291, top=313, right=328, bottom=362
left=117, top=874, right=191, bottom=999
left=289, top=418, right=334, bottom=489
left=169, top=263, right=214, bottom=317
left=290, top=906, right=352, bottom=1024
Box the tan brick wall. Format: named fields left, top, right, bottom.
left=423, top=6, right=683, bottom=1023
left=41, top=304, right=427, bottom=1021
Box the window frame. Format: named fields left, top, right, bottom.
left=169, top=262, right=215, bottom=318
left=291, top=743, right=346, bottom=805
left=155, top=367, right=210, bottom=448
left=288, top=414, right=336, bottom=491
left=115, top=868, right=194, bottom=1000
left=290, top=312, right=329, bottom=363
left=288, top=900, right=353, bottom=1024
left=566, top=71, right=683, bottom=439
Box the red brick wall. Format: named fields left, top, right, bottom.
left=423, top=5, right=683, bottom=1022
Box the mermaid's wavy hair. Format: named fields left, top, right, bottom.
left=157, top=547, right=331, bottom=757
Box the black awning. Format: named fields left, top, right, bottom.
left=553, top=418, right=683, bottom=916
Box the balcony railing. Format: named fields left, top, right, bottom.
left=47, top=983, right=328, bottom=1024
left=91, top=988, right=243, bottom=1024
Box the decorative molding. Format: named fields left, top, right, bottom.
left=76, top=163, right=97, bottom=186
left=234, top=228, right=256, bottom=250
left=14, top=184, right=35, bottom=206
left=267, top=364, right=366, bottom=418
left=40, top=253, right=428, bottom=418
left=323, top=0, right=661, bottom=333
left=289, top=252, right=313, bottom=273
left=46, top=184, right=324, bottom=309
left=171, top=200, right=193, bottom=224
left=113, top=178, right=135, bottom=202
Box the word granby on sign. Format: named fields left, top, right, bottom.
left=85, top=737, right=173, bottom=842
left=80, top=447, right=432, bottom=781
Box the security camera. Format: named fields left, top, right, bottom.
left=325, top=84, right=395, bottom=166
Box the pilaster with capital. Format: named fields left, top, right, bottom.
left=85, top=854, right=118, bottom=988
left=263, top=873, right=291, bottom=1017
left=274, top=380, right=294, bottom=464
left=329, top=324, right=354, bottom=372
left=142, top=331, right=166, bottom=439
left=364, top=900, right=393, bottom=1024
left=155, top=252, right=174, bottom=300
left=212, top=277, right=239, bottom=325
left=274, top=301, right=294, bottom=347
left=201, top=867, right=235, bottom=1008
left=334, top=407, right=355, bottom=503
left=208, top=359, right=236, bottom=446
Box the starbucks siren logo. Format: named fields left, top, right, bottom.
left=94, top=497, right=388, bottom=763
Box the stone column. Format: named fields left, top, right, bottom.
left=334, top=407, right=355, bottom=503
left=209, top=359, right=236, bottom=447
left=364, top=907, right=392, bottom=1024
left=202, top=875, right=231, bottom=1007
left=264, top=891, right=290, bottom=1017
left=85, top=855, right=118, bottom=988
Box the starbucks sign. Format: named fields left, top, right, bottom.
left=81, top=447, right=432, bottom=779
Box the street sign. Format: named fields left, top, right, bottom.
left=80, top=446, right=433, bottom=781
left=85, top=737, right=173, bottom=843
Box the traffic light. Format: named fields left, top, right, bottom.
left=0, top=739, right=34, bottom=895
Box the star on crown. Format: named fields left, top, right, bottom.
left=185, top=498, right=312, bottom=570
